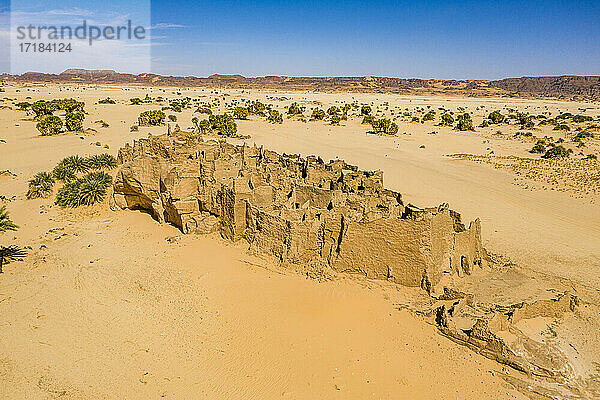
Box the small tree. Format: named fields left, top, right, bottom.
left=0, top=245, right=26, bottom=273
left=36, top=115, right=63, bottom=136
left=65, top=112, right=85, bottom=131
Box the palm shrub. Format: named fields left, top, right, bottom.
left=0, top=205, right=18, bottom=232
left=27, top=172, right=55, bottom=199
left=0, top=245, right=26, bottom=273
left=36, top=115, right=63, bottom=136
left=86, top=154, right=117, bottom=170
left=59, top=155, right=89, bottom=173
left=55, top=172, right=112, bottom=208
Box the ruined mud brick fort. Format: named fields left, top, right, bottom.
left=113, top=131, right=487, bottom=288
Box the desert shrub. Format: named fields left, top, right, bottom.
left=50, top=98, right=84, bottom=113
left=27, top=172, right=55, bottom=199
left=267, top=110, right=283, bottom=124
left=311, top=108, right=326, bottom=120
left=233, top=107, right=248, bottom=120
left=553, top=124, right=570, bottom=131
left=130, top=125, right=139, bottom=132
left=168, top=115, right=177, bottom=122
left=208, top=114, right=238, bottom=135
left=288, top=103, right=303, bottom=115
left=330, top=114, right=341, bottom=125
left=573, top=131, right=594, bottom=141
left=361, top=105, right=372, bottom=116
left=195, top=107, right=213, bottom=115
left=584, top=154, right=597, bottom=160
left=362, top=115, right=375, bottom=125
left=572, top=115, right=593, bottom=123
left=31, top=100, right=57, bottom=119
left=198, top=119, right=211, bottom=134
left=15, top=102, right=31, bottom=110
left=479, top=120, right=489, bottom=128
left=52, top=164, right=76, bottom=182
left=138, top=110, right=166, bottom=126
left=422, top=110, right=435, bottom=122
left=529, top=140, right=547, bottom=154
left=65, top=112, right=84, bottom=131
left=487, top=110, right=505, bottom=124
left=36, top=115, right=63, bottom=136
left=98, top=98, right=116, bottom=104
left=440, top=113, right=454, bottom=126
left=327, top=106, right=340, bottom=116
left=517, top=113, right=534, bottom=129
left=86, top=154, right=117, bottom=170
left=370, top=118, right=398, bottom=135
left=455, top=113, right=474, bottom=131
left=130, top=98, right=143, bottom=105
left=247, top=101, right=267, bottom=116
left=0, top=205, right=18, bottom=232
left=542, top=145, right=571, bottom=159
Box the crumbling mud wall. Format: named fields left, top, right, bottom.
left=113, top=131, right=488, bottom=287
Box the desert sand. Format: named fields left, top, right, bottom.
left=1, top=83, right=599, bottom=399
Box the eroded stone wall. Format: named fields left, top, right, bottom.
left=113, top=131, right=488, bottom=287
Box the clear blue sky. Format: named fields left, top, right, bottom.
left=149, top=0, right=600, bottom=79
left=2, top=0, right=600, bottom=79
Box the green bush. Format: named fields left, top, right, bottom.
left=330, top=114, right=341, bottom=125
left=138, top=110, right=166, bottom=126
left=168, top=115, right=177, bottom=122
left=440, top=113, right=454, bottom=126
left=487, top=111, right=505, bottom=124
left=370, top=118, right=398, bottom=135
left=36, top=115, right=63, bottom=136
left=233, top=107, right=248, bottom=120
left=195, top=107, right=213, bottom=115
left=422, top=111, right=435, bottom=122
left=542, top=145, right=571, bottom=159
left=529, top=140, right=547, bottom=154
left=455, top=113, right=474, bottom=131
left=360, top=105, right=372, bottom=116
left=31, top=100, right=57, bottom=119
left=65, top=112, right=84, bottom=131
left=207, top=114, right=238, bottom=135
left=98, top=98, right=116, bottom=104
left=267, top=110, right=283, bottom=124
left=553, top=124, right=570, bottom=131
left=311, top=108, right=326, bottom=120
left=288, top=103, right=303, bottom=115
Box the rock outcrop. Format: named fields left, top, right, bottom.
left=113, top=131, right=487, bottom=287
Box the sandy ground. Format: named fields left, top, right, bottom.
left=1, top=83, right=599, bottom=398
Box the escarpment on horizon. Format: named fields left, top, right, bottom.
left=112, top=130, right=487, bottom=288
